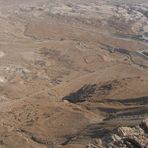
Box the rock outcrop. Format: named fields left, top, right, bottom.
left=87, top=119, right=148, bottom=148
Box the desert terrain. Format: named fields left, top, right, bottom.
left=0, top=0, right=147, bottom=147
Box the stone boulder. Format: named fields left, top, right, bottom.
left=140, top=118, right=148, bottom=133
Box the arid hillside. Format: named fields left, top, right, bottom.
left=0, top=0, right=147, bottom=147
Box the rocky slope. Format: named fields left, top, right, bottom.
left=85, top=119, right=148, bottom=148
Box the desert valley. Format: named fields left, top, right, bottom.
left=0, top=0, right=147, bottom=147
